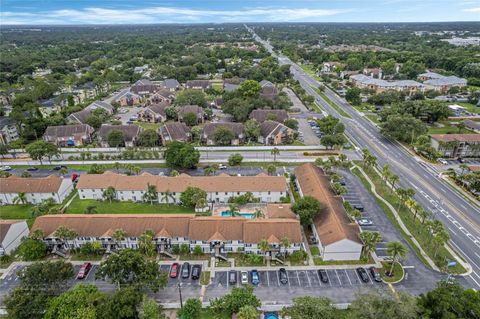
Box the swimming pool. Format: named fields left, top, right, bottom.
left=264, top=313, right=278, bottom=319
left=220, top=211, right=255, bottom=219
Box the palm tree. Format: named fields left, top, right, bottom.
left=433, top=229, right=450, bottom=257
left=133, top=166, right=142, bottom=175
left=270, top=147, right=280, bottom=162
left=266, top=164, right=276, bottom=176
left=54, top=225, right=78, bottom=250
left=102, top=186, right=116, bottom=203
left=112, top=228, right=127, bottom=250
left=84, top=205, right=98, bottom=214
left=170, top=170, right=179, bottom=177
left=229, top=203, right=240, bottom=216
left=138, top=230, right=155, bottom=256
left=418, top=208, right=431, bottom=224
left=359, top=231, right=382, bottom=259
left=258, top=239, right=271, bottom=264
left=386, top=241, right=408, bottom=276
left=253, top=208, right=264, bottom=219
left=13, top=192, right=27, bottom=204
left=349, top=209, right=362, bottom=221
left=395, top=188, right=407, bottom=211
left=30, top=229, right=45, bottom=240
left=382, top=164, right=391, bottom=182
left=59, top=167, right=68, bottom=176
left=459, top=163, right=469, bottom=177
left=143, top=183, right=158, bottom=205
left=280, top=237, right=291, bottom=257
left=411, top=201, right=422, bottom=220
left=389, top=174, right=399, bottom=189
left=195, top=197, right=207, bottom=210
left=204, top=167, right=215, bottom=176
left=405, top=198, right=416, bottom=214
left=161, top=190, right=175, bottom=204
left=338, top=153, right=347, bottom=163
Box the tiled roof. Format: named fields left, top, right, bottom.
left=76, top=171, right=287, bottom=193
left=44, top=124, right=93, bottom=138
left=177, top=105, right=204, bottom=115
left=266, top=204, right=297, bottom=219
left=430, top=134, right=480, bottom=143
left=145, top=103, right=168, bottom=117
left=260, top=120, right=289, bottom=137
left=98, top=125, right=142, bottom=142
left=424, top=76, right=467, bottom=86
left=351, top=74, right=424, bottom=88
left=202, top=123, right=245, bottom=139
left=243, top=219, right=301, bottom=243
left=162, top=122, right=190, bottom=141
left=0, top=175, right=64, bottom=193
left=295, top=163, right=361, bottom=246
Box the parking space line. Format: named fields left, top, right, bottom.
left=85, top=265, right=96, bottom=281
left=266, top=271, right=270, bottom=286
left=344, top=269, right=352, bottom=285
left=353, top=268, right=364, bottom=284
left=316, top=270, right=323, bottom=287
left=294, top=271, right=300, bottom=286
left=276, top=271, right=281, bottom=286
left=304, top=271, right=311, bottom=287
left=334, top=269, right=342, bottom=285
left=366, top=271, right=375, bottom=285
left=287, top=271, right=291, bottom=287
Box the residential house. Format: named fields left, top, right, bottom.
left=138, top=103, right=169, bottom=123
left=71, top=81, right=109, bottom=102
left=185, top=80, right=211, bottom=91
left=134, top=65, right=149, bottom=74
left=259, top=80, right=279, bottom=101
left=202, top=123, right=245, bottom=145
left=43, top=124, right=95, bottom=147
left=0, top=175, right=74, bottom=205
left=130, top=79, right=157, bottom=96
left=418, top=72, right=445, bottom=82
left=259, top=120, right=294, bottom=145
left=320, top=62, right=343, bottom=74
left=350, top=74, right=424, bottom=96
left=159, top=122, right=191, bottom=145
left=98, top=124, right=142, bottom=147
left=114, top=91, right=141, bottom=107
left=224, top=83, right=240, bottom=92
left=30, top=214, right=302, bottom=256
left=76, top=171, right=288, bottom=203
left=249, top=109, right=289, bottom=123
left=212, top=98, right=223, bottom=108
left=0, top=117, right=19, bottom=145
left=0, top=220, right=29, bottom=256
left=177, top=105, right=204, bottom=124
left=66, top=101, right=114, bottom=124
left=159, top=79, right=180, bottom=91
left=430, top=134, right=480, bottom=158
left=464, top=120, right=480, bottom=133
left=148, top=89, right=175, bottom=105
left=295, top=164, right=362, bottom=261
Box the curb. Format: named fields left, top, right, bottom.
left=381, top=261, right=405, bottom=285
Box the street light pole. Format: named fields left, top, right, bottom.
left=177, top=283, right=183, bottom=308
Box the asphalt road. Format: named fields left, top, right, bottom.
left=247, top=26, right=480, bottom=290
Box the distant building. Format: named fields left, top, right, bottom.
left=185, top=80, right=211, bottom=91
left=350, top=74, right=423, bottom=96
left=130, top=79, right=157, bottom=96
left=44, top=124, right=95, bottom=147
left=0, top=117, right=19, bottom=145
left=66, top=101, right=114, bottom=124
left=430, top=134, right=480, bottom=158
left=259, top=80, right=278, bottom=101
left=159, top=79, right=180, bottom=91
left=0, top=220, right=29, bottom=256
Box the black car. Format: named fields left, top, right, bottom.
left=352, top=203, right=364, bottom=212
left=191, top=265, right=201, bottom=280
left=279, top=268, right=288, bottom=285
left=356, top=267, right=369, bottom=283
left=369, top=267, right=382, bottom=282
left=318, top=269, right=328, bottom=283
left=26, top=167, right=39, bottom=171
left=181, top=263, right=191, bottom=279
left=228, top=270, right=237, bottom=285
left=52, top=165, right=67, bottom=171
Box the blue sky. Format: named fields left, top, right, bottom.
left=1, top=0, right=479, bottom=24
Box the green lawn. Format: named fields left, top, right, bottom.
left=352, top=164, right=466, bottom=274
left=309, top=246, right=320, bottom=256
left=366, top=114, right=380, bottom=124
left=316, top=89, right=352, bottom=119
left=65, top=197, right=194, bottom=214
left=135, top=122, right=162, bottom=130
left=199, top=309, right=230, bottom=319
left=9, top=163, right=168, bottom=171
left=300, top=64, right=316, bottom=75
left=0, top=205, right=35, bottom=227
left=427, top=121, right=472, bottom=135
left=381, top=261, right=404, bottom=283
left=450, top=102, right=480, bottom=115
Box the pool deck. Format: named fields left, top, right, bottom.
left=212, top=203, right=267, bottom=217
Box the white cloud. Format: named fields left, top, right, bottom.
left=0, top=6, right=349, bottom=25
left=463, top=7, right=480, bottom=12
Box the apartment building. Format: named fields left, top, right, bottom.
left=350, top=74, right=424, bottom=95
left=430, top=134, right=480, bottom=158
left=0, top=220, right=29, bottom=256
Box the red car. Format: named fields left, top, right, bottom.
left=77, top=262, right=92, bottom=279
left=170, top=263, right=180, bottom=278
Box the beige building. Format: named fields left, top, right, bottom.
left=430, top=134, right=480, bottom=158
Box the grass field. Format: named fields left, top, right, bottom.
left=135, top=122, right=162, bottom=130
left=427, top=121, right=472, bottom=135
left=381, top=261, right=404, bottom=283
left=352, top=165, right=466, bottom=274
left=300, top=64, right=316, bottom=75
left=65, top=197, right=194, bottom=214
left=0, top=205, right=35, bottom=227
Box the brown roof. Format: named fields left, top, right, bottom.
left=0, top=220, right=24, bottom=243
left=44, top=124, right=94, bottom=138
left=98, top=125, right=142, bottom=142
left=186, top=80, right=211, bottom=89
left=468, top=165, right=480, bottom=172
left=294, top=163, right=361, bottom=246
left=0, top=175, right=64, bottom=193
left=202, top=123, right=245, bottom=139
left=260, top=120, right=290, bottom=137
left=161, top=122, right=190, bottom=141
left=31, top=214, right=194, bottom=238
left=243, top=219, right=302, bottom=243
left=249, top=109, right=288, bottom=123
left=177, top=105, right=204, bottom=116
left=188, top=217, right=245, bottom=241
left=266, top=204, right=297, bottom=219
left=76, top=172, right=287, bottom=193
left=430, top=134, right=480, bottom=143
left=145, top=103, right=169, bottom=117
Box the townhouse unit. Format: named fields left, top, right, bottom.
left=430, top=134, right=480, bottom=158
left=147, top=89, right=175, bottom=105
left=0, top=117, right=19, bottom=145
left=30, top=213, right=303, bottom=256
left=185, top=80, right=211, bottom=90
left=0, top=220, right=29, bottom=255
left=295, top=164, right=362, bottom=261
left=138, top=103, right=169, bottom=123
left=159, top=79, right=180, bottom=91
left=202, top=123, right=245, bottom=145
left=259, top=120, right=294, bottom=145
left=159, top=122, right=191, bottom=145
left=130, top=79, right=157, bottom=96
left=259, top=80, right=279, bottom=101
left=43, top=124, right=95, bottom=147
left=177, top=105, right=204, bottom=124
left=350, top=74, right=424, bottom=95
left=76, top=171, right=288, bottom=203
left=98, top=124, right=142, bottom=148
left=0, top=175, right=74, bottom=205
left=114, top=91, right=142, bottom=107
left=67, top=101, right=114, bottom=124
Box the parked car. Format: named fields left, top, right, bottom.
left=279, top=268, right=288, bottom=285
left=229, top=270, right=237, bottom=285
left=181, top=262, right=191, bottom=279
left=26, top=167, right=39, bottom=171
left=369, top=267, right=382, bottom=282
left=52, top=165, right=67, bottom=171
left=71, top=173, right=79, bottom=182
left=352, top=203, right=364, bottom=211
left=356, top=267, right=369, bottom=283
left=250, top=269, right=260, bottom=285
left=438, top=158, right=448, bottom=165
left=191, top=265, right=201, bottom=280
left=170, top=263, right=180, bottom=278
left=77, top=262, right=92, bottom=279
left=318, top=269, right=328, bottom=283
left=0, top=166, right=12, bottom=171
left=357, top=218, right=374, bottom=226
left=241, top=271, right=249, bottom=285
left=219, top=164, right=227, bottom=169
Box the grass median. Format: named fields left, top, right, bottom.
left=315, top=89, right=352, bottom=119
left=352, top=165, right=466, bottom=274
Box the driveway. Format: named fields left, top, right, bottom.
left=117, top=106, right=142, bottom=124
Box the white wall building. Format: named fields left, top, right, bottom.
left=0, top=220, right=29, bottom=255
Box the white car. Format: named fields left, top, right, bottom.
left=0, top=166, right=12, bottom=171
left=438, top=159, right=448, bottom=165
left=357, top=218, right=374, bottom=226
left=241, top=271, right=249, bottom=285
left=218, top=164, right=227, bottom=169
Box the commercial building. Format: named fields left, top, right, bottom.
left=0, top=175, right=74, bottom=205
left=76, top=171, right=288, bottom=203
left=295, top=164, right=362, bottom=261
